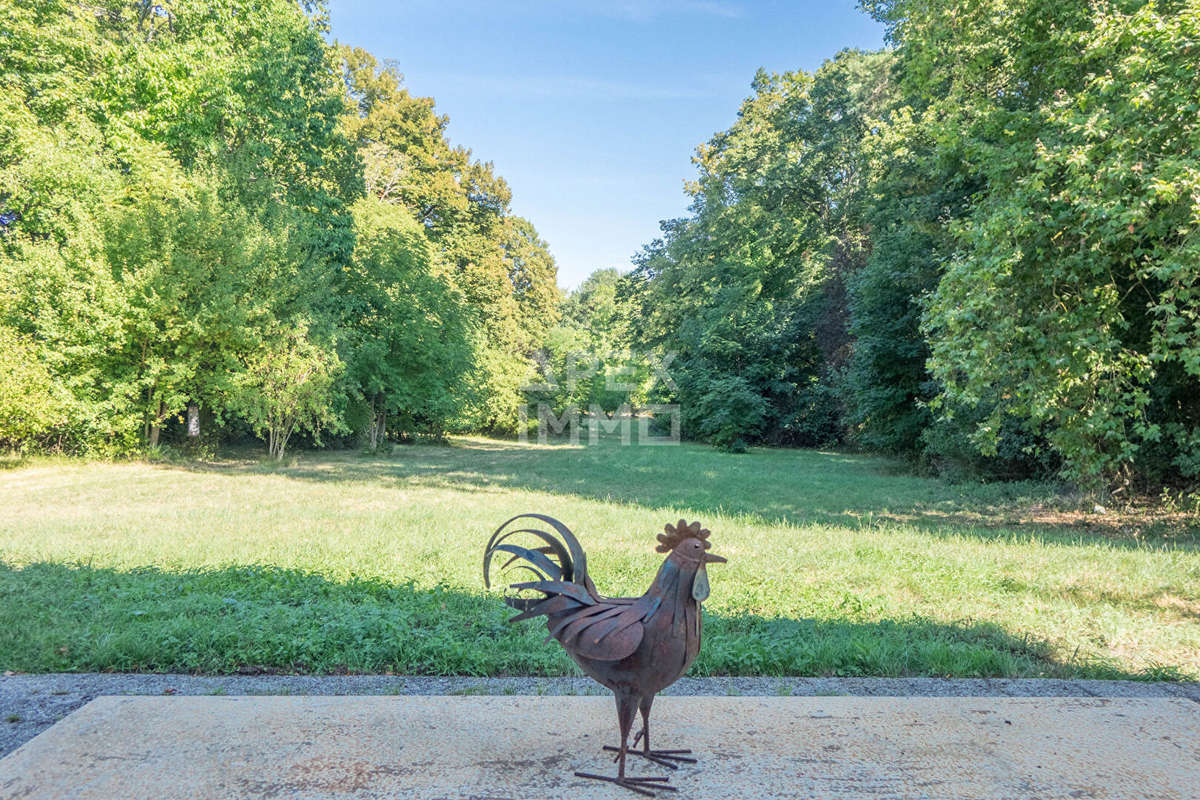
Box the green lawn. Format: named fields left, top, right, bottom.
left=1, top=436, right=1197, bottom=679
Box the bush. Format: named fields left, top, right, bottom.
left=685, top=376, right=768, bottom=452
left=781, top=378, right=845, bottom=448
left=0, top=326, right=70, bottom=452
left=920, top=403, right=1058, bottom=483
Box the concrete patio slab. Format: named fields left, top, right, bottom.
left=0, top=695, right=1196, bottom=799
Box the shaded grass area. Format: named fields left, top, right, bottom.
left=1, top=563, right=1118, bottom=679
left=1, top=437, right=1197, bottom=678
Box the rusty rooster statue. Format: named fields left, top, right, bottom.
left=483, top=513, right=726, bottom=796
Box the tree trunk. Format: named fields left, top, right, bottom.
left=148, top=400, right=165, bottom=447
left=367, top=397, right=378, bottom=451
left=369, top=409, right=386, bottom=451
left=187, top=403, right=200, bottom=438
left=367, top=396, right=386, bottom=451
left=269, top=419, right=291, bottom=460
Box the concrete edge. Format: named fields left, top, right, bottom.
left=5, top=695, right=1199, bottom=800
left=3, top=674, right=1198, bottom=759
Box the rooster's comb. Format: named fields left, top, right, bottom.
left=656, top=519, right=712, bottom=553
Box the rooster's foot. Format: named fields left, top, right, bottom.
left=574, top=771, right=677, bottom=797
left=603, top=744, right=697, bottom=769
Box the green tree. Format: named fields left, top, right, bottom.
left=628, top=50, right=893, bottom=449
left=504, top=216, right=562, bottom=351
left=844, top=107, right=964, bottom=457
left=101, top=170, right=311, bottom=446
left=1, top=0, right=563, bottom=457
left=0, top=0, right=361, bottom=455
left=869, top=0, right=1200, bottom=488
left=93, top=0, right=362, bottom=263
left=530, top=268, right=647, bottom=418
left=0, top=325, right=70, bottom=451
left=237, top=326, right=342, bottom=460
left=0, top=1, right=130, bottom=450
left=341, top=197, right=475, bottom=447
left=339, top=46, right=558, bottom=432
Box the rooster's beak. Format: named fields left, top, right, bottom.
left=703, top=552, right=727, bottom=564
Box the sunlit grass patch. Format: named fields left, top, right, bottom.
left=1, top=437, right=1196, bottom=678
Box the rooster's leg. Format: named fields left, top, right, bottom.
left=576, top=691, right=676, bottom=796
left=606, top=695, right=697, bottom=768
left=616, top=691, right=636, bottom=779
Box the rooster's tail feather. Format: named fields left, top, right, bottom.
left=483, top=514, right=594, bottom=611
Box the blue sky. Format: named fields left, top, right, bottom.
left=328, top=1, right=885, bottom=288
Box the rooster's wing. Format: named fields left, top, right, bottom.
left=509, top=580, right=661, bottom=661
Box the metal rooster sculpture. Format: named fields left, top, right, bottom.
left=483, top=513, right=726, bottom=796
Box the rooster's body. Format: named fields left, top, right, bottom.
left=483, top=514, right=725, bottom=796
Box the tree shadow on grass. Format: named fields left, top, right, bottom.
left=169, top=438, right=1199, bottom=549
left=0, top=454, right=33, bottom=470
left=1, top=561, right=1171, bottom=680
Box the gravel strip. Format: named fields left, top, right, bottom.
left=2, top=674, right=1197, bottom=758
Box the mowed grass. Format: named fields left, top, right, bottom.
left=1, top=436, right=1197, bottom=679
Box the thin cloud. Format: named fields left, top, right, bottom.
left=402, top=1, right=744, bottom=22
left=433, top=73, right=712, bottom=101
left=675, top=1, right=744, bottom=18
left=599, top=1, right=744, bottom=21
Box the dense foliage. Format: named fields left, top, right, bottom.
left=0, top=0, right=558, bottom=457
left=622, top=0, right=1200, bottom=490
left=525, top=268, right=652, bottom=427
left=624, top=52, right=893, bottom=452
left=5, top=0, right=1198, bottom=491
